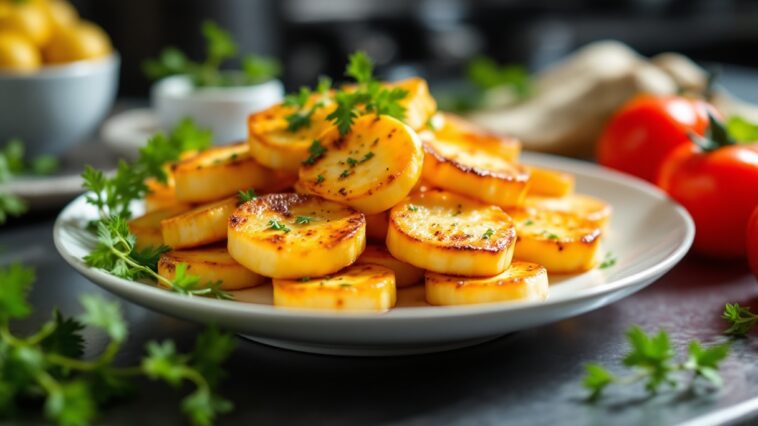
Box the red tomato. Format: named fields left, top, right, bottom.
left=749, top=206, right=758, bottom=279
left=597, top=95, right=714, bottom=183
left=658, top=144, right=758, bottom=258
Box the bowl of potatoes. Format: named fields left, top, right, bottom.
left=0, top=0, right=117, bottom=155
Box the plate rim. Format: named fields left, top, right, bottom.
left=53, top=151, right=695, bottom=322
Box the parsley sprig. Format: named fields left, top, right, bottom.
left=84, top=218, right=232, bottom=299
left=143, top=21, right=280, bottom=87
left=82, top=118, right=211, bottom=221
left=722, top=303, right=758, bottom=336
left=326, top=51, right=409, bottom=135
left=582, top=326, right=730, bottom=400
left=284, top=76, right=332, bottom=132
left=0, top=263, right=234, bottom=426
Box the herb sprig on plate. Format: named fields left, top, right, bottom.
left=0, top=263, right=234, bottom=426
left=81, top=119, right=231, bottom=300
left=0, top=139, right=60, bottom=224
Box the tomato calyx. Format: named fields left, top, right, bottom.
left=687, top=113, right=738, bottom=153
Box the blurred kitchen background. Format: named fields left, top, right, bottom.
left=69, top=0, right=758, bottom=96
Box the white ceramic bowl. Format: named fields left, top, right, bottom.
left=151, top=75, right=283, bottom=144
left=54, top=152, right=694, bottom=356
left=0, top=54, right=120, bottom=156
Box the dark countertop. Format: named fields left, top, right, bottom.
left=3, top=219, right=756, bottom=426
left=4, top=65, right=758, bottom=425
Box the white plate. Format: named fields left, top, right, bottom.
left=53, top=152, right=694, bottom=356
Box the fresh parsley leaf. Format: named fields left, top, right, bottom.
left=142, top=47, right=191, bottom=81
left=79, top=294, right=127, bottom=343
left=467, top=56, right=531, bottom=98
left=191, top=325, right=236, bottom=388
left=407, top=204, right=418, bottom=212
left=623, top=326, right=675, bottom=392
left=182, top=388, right=233, bottom=426
left=684, top=341, right=730, bottom=387
left=599, top=252, right=617, bottom=269
left=360, top=152, right=375, bottom=163
left=583, top=363, right=614, bottom=401
left=40, top=310, right=85, bottom=359
left=345, top=50, right=373, bottom=84
left=202, top=20, right=237, bottom=67
left=267, top=219, right=290, bottom=233
left=346, top=157, right=358, bottom=167
left=327, top=90, right=361, bottom=135
left=44, top=380, right=96, bottom=426
left=582, top=326, right=731, bottom=400
left=482, top=228, right=495, bottom=240
left=302, top=140, right=327, bottom=165
left=238, top=189, right=257, bottom=204
left=295, top=216, right=316, bottom=225
left=339, top=170, right=350, bottom=179
left=723, top=303, right=758, bottom=336
left=523, top=219, right=534, bottom=226
left=30, top=155, right=59, bottom=176
left=242, top=54, right=281, bottom=84
left=143, top=341, right=185, bottom=385
left=0, top=192, right=27, bottom=225
left=315, top=175, right=325, bottom=184
left=0, top=263, right=34, bottom=322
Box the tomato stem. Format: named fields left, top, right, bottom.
left=688, top=112, right=737, bottom=152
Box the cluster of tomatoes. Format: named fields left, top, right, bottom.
left=597, top=95, right=758, bottom=278
left=0, top=0, right=112, bottom=72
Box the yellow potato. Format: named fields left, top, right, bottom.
left=43, top=0, right=78, bottom=31
left=389, top=77, right=437, bottom=131
left=421, top=132, right=529, bottom=208
left=273, top=264, right=396, bottom=312
left=509, top=208, right=602, bottom=274
left=248, top=100, right=335, bottom=172
left=128, top=204, right=192, bottom=250
left=425, top=262, right=549, bottom=306
left=145, top=179, right=180, bottom=213
left=523, top=193, right=612, bottom=231
left=298, top=115, right=423, bottom=214
left=161, top=197, right=238, bottom=249
left=355, top=244, right=423, bottom=288
left=387, top=189, right=516, bottom=276
left=43, top=20, right=111, bottom=63
left=0, top=30, right=40, bottom=71
left=172, top=142, right=279, bottom=203
left=158, top=245, right=266, bottom=291
left=0, top=2, right=51, bottom=47
left=227, top=193, right=366, bottom=279
left=432, top=112, right=521, bottom=163
left=524, top=165, right=575, bottom=197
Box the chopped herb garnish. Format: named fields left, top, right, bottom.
left=547, top=233, right=560, bottom=240
left=302, top=140, right=327, bottom=165
left=339, top=170, right=351, bottom=179
left=295, top=216, right=316, bottom=225
left=267, top=219, right=290, bottom=233
left=408, top=204, right=419, bottom=212
left=346, top=157, right=358, bottom=167
left=315, top=174, right=325, bottom=184
left=524, top=219, right=534, bottom=226
left=237, top=189, right=257, bottom=204
left=482, top=228, right=495, bottom=240
left=326, top=51, right=409, bottom=135
left=599, top=252, right=617, bottom=269
left=339, top=283, right=352, bottom=288
left=299, top=277, right=311, bottom=282
left=360, top=152, right=375, bottom=163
